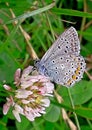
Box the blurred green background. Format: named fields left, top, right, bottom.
left=0, top=0, right=92, bottom=130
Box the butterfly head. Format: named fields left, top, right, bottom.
left=34, top=59, right=40, bottom=69
left=34, top=59, right=48, bottom=76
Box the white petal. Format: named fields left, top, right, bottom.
left=3, top=103, right=10, bottom=115
left=21, top=99, right=30, bottom=104
left=25, top=106, right=32, bottom=112
left=22, top=66, right=33, bottom=76
left=14, top=68, right=21, bottom=86
left=39, top=76, right=50, bottom=82
left=15, top=89, right=33, bottom=98
left=41, top=98, right=50, bottom=107
left=14, top=104, right=24, bottom=115
left=45, top=82, right=54, bottom=93
left=25, top=111, right=35, bottom=121
left=21, top=81, right=33, bottom=89
left=36, top=107, right=46, bottom=114
left=33, top=108, right=42, bottom=117
left=3, top=84, right=12, bottom=91
left=12, top=110, right=21, bottom=122
left=35, top=112, right=41, bottom=117
left=44, top=93, right=53, bottom=97
left=31, top=86, right=38, bottom=90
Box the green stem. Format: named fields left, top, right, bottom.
left=67, top=88, right=81, bottom=130
left=40, top=0, right=55, bottom=41
left=86, top=119, right=92, bottom=129
left=45, top=11, right=55, bottom=41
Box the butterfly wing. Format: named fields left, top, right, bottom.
left=37, top=26, right=86, bottom=87
left=41, top=26, right=80, bottom=64
left=45, top=54, right=86, bottom=87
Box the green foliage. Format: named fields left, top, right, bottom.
left=0, top=0, right=92, bottom=130
left=58, top=80, right=92, bottom=106
left=44, top=104, right=60, bottom=122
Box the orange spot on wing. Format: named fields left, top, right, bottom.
left=72, top=75, right=77, bottom=80
left=66, top=79, right=72, bottom=86
left=75, top=65, right=81, bottom=75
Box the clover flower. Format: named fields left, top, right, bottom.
left=3, top=66, right=54, bottom=122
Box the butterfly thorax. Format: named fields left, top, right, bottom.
left=34, top=59, right=48, bottom=76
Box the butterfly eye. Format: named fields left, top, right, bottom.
left=34, top=59, right=40, bottom=67
left=35, top=60, right=38, bottom=63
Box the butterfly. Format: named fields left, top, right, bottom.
left=34, top=27, right=86, bottom=87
